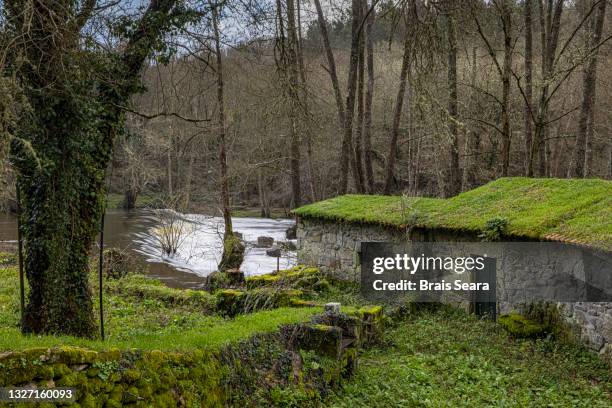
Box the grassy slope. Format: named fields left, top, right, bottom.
left=327, top=309, right=611, bottom=407
left=293, top=178, right=612, bottom=250
left=0, top=264, right=321, bottom=352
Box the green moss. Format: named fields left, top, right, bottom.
left=104, top=274, right=216, bottom=312
left=246, top=273, right=281, bottom=289
left=216, top=289, right=246, bottom=316
left=0, top=264, right=321, bottom=351
left=218, top=234, right=245, bottom=272
left=246, top=266, right=326, bottom=295
left=293, top=177, right=612, bottom=250
left=0, top=306, right=382, bottom=407
left=498, top=313, right=546, bottom=338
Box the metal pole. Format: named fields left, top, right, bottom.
left=276, top=255, right=280, bottom=273
left=98, top=211, right=105, bottom=340
left=16, top=187, right=25, bottom=325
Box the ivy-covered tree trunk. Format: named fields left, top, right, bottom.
left=8, top=0, right=189, bottom=338
left=17, top=113, right=106, bottom=336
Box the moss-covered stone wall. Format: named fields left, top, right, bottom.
left=0, top=307, right=384, bottom=407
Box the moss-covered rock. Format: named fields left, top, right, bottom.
left=499, top=313, right=547, bottom=338
left=205, top=269, right=246, bottom=292
left=246, top=265, right=325, bottom=293
left=216, top=289, right=246, bottom=317
left=355, top=306, right=385, bottom=345
left=285, top=324, right=343, bottom=359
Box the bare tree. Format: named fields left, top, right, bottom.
left=353, top=0, right=367, bottom=193
left=523, top=0, right=534, bottom=174
left=446, top=3, right=461, bottom=196
left=474, top=0, right=514, bottom=177
left=363, top=0, right=376, bottom=192
left=212, top=5, right=244, bottom=271
left=383, top=25, right=412, bottom=195
left=569, top=0, right=607, bottom=177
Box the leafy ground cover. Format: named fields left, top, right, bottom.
left=293, top=177, right=612, bottom=250
left=0, top=262, right=322, bottom=351
left=326, top=308, right=611, bottom=407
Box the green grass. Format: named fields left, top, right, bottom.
left=293, top=177, right=612, bottom=250
left=326, top=309, right=611, bottom=407
left=0, top=264, right=321, bottom=352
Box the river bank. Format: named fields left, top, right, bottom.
left=0, top=209, right=297, bottom=289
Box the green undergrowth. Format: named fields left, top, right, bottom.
left=326, top=308, right=611, bottom=407
left=293, top=177, right=612, bottom=250
left=0, top=263, right=322, bottom=351
left=0, top=256, right=381, bottom=406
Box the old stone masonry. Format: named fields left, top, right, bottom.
left=297, top=217, right=612, bottom=357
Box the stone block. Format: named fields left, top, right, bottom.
left=257, top=236, right=274, bottom=248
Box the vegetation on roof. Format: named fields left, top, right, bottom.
left=293, top=178, right=612, bottom=250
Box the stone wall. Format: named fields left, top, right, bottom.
left=296, top=218, right=477, bottom=281
left=297, top=218, right=403, bottom=281
left=560, top=302, right=612, bottom=356
left=296, top=217, right=612, bottom=357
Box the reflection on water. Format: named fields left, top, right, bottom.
left=0, top=210, right=297, bottom=289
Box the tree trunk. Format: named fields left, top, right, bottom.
left=183, top=148, right=194, bottom=210
left=463, top=47, right=480, bottom=190
left=19, top=169, right=97, bottom=336
left=569, top=0, right=606, bottom=178
left=296, top=0, right=317, bottom=201
left=313, top=0, right=345, bottom=127
left=363, top=1, right=376, bottom=193
left=340, top=0, right=363, bottom=194
left=523, top=0, right=534, bottom=175
left=446, top=9, right=461, bottom=196
left=213, top=6, right=244, bottom=272
left=258, top=169, right=271, bottom=218
left=353, top=0, right=366, bottom=193
left=166, top=146, right=173, bottom=197
left=11, top=0, right=185, bottom=337
left=383, top=31, right=411, bottom=195
left=124, top=187, right=139, bottom=210
left=530, top=0, right=563, bottom=177
left=286, top=0, right=302, bottom=206
left=500, top=0, right=512, bottom=177
left=313, top=0, right=347, bottom=192
left=213, top=8, right=233, bottom=238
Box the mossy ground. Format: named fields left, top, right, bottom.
left=0, top=262, right=322, bottom=351
left=293, top=177, right=612, bottom=250
left=326, top=308, right=611, bottom=407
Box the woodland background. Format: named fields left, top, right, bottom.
left=2, top=0, right=610, bottom=215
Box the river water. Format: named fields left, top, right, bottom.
left=0, top=210, right=297, bottom=288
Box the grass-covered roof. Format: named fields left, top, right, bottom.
left=293, top=177, right=612, bottom=251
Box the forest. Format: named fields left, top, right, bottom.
left=2, top=0, right=611, bottom=215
